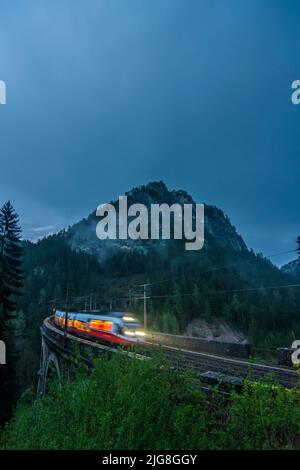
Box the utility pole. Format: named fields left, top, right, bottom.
left=143, top=284, right=147, bottom=333
left=129, top=289, right=132, bottom=309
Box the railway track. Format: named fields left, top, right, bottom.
left=146, top=341, right=299, bottom=388
left=43, top=317, right=299, bottom=389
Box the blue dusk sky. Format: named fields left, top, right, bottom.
left=0, top=0, right=299, bottom=266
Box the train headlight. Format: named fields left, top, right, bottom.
left=124, top=330, right=135, bottom=336
left=135, top=331, right=145, bottom=337
left=123, top=316, right=135, bottom=322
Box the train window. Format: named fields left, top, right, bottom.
left=74, top=320, right=87, bottom=331
left=89, top=320, right=113, bottom=332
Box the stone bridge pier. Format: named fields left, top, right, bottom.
left=37, top=317, right=110, bottom=397
left=37, top=335, right=62, bottom=397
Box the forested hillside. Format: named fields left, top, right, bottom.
left=18, top=182, right=300, bottom=392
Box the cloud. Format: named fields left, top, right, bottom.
left=26, top=225, right=56, bottom=233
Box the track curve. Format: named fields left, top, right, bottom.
left=42, top=317, right=299, bottom=388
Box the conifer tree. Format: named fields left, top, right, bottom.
left=0, top=201, right=24, bottom=425
left=0, top=201, right=23, bottom=324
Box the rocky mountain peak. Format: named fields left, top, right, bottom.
left=65, top=181, right=248, bottom=262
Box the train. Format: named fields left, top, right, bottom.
left=54, top=309, right=145, bottom=346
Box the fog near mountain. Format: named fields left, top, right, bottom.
left=281, top=259, right=300, bottom=277
left=65, top=181, right=248, bottom=263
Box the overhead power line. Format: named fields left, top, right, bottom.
left=133, top=248, right=298, bottom=290
left=134, top=282, right=300, bottom=301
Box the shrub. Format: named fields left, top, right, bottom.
left=1, top=352, right=300, bottom=450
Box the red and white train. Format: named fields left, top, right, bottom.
left=54, top=309, right=145, bottom=346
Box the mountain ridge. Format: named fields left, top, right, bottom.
left=281, top=258, right=300, bottom=276
left=65, top=180, right=248, bottom=263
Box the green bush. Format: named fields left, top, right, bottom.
left=1, top=352, right=300, bottom=450
left=216, top=382, right=300, bottom=449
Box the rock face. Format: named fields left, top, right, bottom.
left=65, top=181, right=248, bottom=263
left=281, top=259, right=300, bottom=277
left=185, top=318, right=247, bottom=344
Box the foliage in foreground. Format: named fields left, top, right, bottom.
left=1, top=352, right=300, bottom=450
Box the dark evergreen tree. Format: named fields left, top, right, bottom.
left=0, top=201, right=24, bottom=425
left=0, top=201, right=23, bottom=323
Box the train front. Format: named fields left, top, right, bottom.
left=117, top=313, right=146, bottom=343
